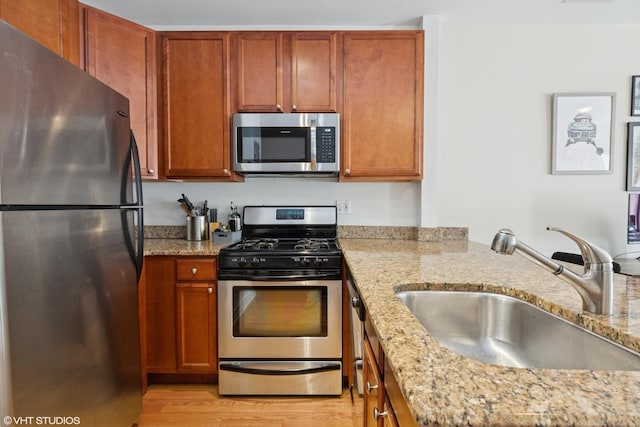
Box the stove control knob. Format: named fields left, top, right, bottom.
left=301, top=257, right=310, bottom=267
left=314, top=257, right=322, bottom=266
left=238, top=257, right=247, bottom=267
left=251, top=257, right=260, bottom=267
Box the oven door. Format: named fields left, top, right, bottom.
left=217, top=279, right=342, bottom=359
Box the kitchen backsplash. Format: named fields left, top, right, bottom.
left=144, top=225, right=468, bottom=242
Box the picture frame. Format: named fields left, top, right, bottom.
left=551, top=92, right=615, bottom=175
left=626, top=122, right=640, bottom=191
left=632, top=75, right=640, bottom=117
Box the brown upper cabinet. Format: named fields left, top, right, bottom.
left=233, top=32, right=339, bottom=113
left=161, top=32, right=239, bottom=180
left=0, top=0, right=80, bottom=65
left=341, top=31, right=424, bottom=181
left=82, top=6, right=159, bottom=179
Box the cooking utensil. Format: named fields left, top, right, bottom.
left=179, top=203, right=193, bottom=217
left=181, top=193, right=196, bottom=214
left=202, top=200, right=209, bottom=218
left=229, top=201, right=242, bottom=232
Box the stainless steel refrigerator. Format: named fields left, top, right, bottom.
left=0, top=20, right=144, bottom=426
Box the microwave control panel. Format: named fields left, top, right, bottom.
left=316, top=127, right=336, bottom=163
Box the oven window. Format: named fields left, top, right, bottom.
left=238, top=127, right=309, bottom=163
left=233, top=286, right=327, bottom=337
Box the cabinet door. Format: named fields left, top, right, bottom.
left=383, top=398, right=400, bottom=427
left=288, top=32, right=338, bottom=113
left=162, top=32, right=234, bottom=179
left=342, top=31, right=424, bottom=181
left=83, top=6, right=158, bottom=179
left=0, top=0, right=79, bottom=65
left=143, top=256, right=177, bottom=373
left=363, top=337, right=385, bottom=427
left=234, top=32, right=284, bottom=112
left=234, top=31, right=338, bottom=113
left=176, top=283, right=217, bottom=373
left=384, top=357, right=417, bottom=427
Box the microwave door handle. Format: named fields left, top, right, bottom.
left=310, top=119, right=317, bottom=171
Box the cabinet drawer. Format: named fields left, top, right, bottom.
left=176, top=258, right=217, bottom=281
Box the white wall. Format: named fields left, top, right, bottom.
left=143, top=22, right=640, bottom=259
left=143, top=179, right=419, bottom=227
left=437, top=23, right=640, bottom=257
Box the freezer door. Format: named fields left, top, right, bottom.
left=0, top=20, right=135, bottom=206
left=0, top=209, right=142, bottom=426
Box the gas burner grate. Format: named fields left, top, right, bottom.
left=237, top=238, right=279, bottom=251
left=294, top=238, right=331, bottom=251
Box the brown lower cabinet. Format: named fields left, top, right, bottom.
left=363, top=315, right=417, bottom=427
left=140, top=256, right=218, bottom=389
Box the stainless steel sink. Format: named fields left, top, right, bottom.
left=396, top=290, right=640, bottom=370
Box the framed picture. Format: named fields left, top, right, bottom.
left=632, top=75, right=640, bottom=117
left=551, top=92, right=615, bottom=175
left=626, top=122, right=640, bottom=191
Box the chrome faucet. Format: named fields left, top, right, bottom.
left=491, top=227, right=614, bottom=315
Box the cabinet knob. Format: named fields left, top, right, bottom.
left=223, top=168, right=229, bottom=175
left=291, top=104, right=297, bottom=112
left=366, top=382, right=378, bottom=393
left=191, top=267, right=197, bottom=274
left=345, top=168, right=351, bottom=175
left=207, top=287, right=213, bottom=294
left=148, top=169, right=155, bottom=174
left=276, top=104, right=283, bottom=112
left=373, top=408, right=388, bottom=419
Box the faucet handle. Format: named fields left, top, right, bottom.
left=546, top=227, right=613, bottom=265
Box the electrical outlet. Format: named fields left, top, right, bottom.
left=336, top=200, right=351, bottom=215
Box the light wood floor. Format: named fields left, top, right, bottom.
left=136, top=385, right=364, bottom=427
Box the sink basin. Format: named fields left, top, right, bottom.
left=396, top=290, right=640, bottom=370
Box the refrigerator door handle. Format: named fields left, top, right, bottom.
left=121, top=130, right=144, bottom=281
left=122, top=130, right=144, bottom=208
left=129, top=130, right=144, bottom=209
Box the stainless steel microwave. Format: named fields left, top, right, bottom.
left=232, top=113, right=340, bottom=176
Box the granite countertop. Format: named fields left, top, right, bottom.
left=144, top=238, right=228, bottom=256
left=340, top=238, right=640, bottom=426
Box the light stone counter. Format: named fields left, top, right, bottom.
left=144, top=238, right=227, bottom=256
left=340, top=238, right=640, bottom=426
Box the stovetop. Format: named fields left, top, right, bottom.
left=222, top=237, right=341, bottom=255
left=218, top=206, right=342, bottom=279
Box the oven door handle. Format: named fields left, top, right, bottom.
left=218, top=272, right=341, bottom=281
left=219, top=362, right=341, bottom=376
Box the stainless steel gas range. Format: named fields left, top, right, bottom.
left=217, top=206, right=343, bottom=396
